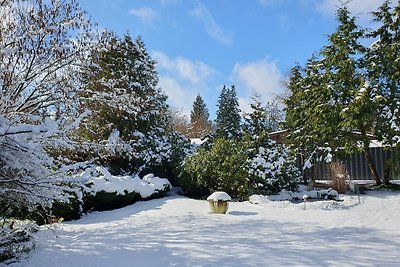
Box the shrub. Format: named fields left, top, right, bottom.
left=82, top=190, right=141, bottom=212
left=246, top=135, right=301, bottom=195
left=82, top=168, right=171, bottom=212
left=0, top=220, right=37, bottom=264
left=180, top=138, right=249, bottom=199
left=179, top=134, right=301, bottom=199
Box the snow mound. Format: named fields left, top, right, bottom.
left=207, top=191, right=232, bottom=201
left=250, top=188, right=339, bottom=202
left=249, top=193, right=362, bottom=210
left=84, top=167, right=171, bottom=198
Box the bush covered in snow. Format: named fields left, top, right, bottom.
left=245, top=134, right=301, bottom=195
left=179, top=134, right=301, bottom=199
left=2, top=167, right=172, bottom=224
left=81, top=167, right=171, bottom=213
left=249, top=188, right=340, bottom=204
left=0, top=220, right=38, bottom=264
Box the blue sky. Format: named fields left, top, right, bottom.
left=78, top=0, right=387, bottom=119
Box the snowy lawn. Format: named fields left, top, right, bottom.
left=11, top=191, right=400, bottom=267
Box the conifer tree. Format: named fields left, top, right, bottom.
left=285, top=5, right=383, bottom=185
left=366, top=0, right=400, bottom=184
left=215, top=85, right=241, bottom=139
left=80, top=33, right=169, bottom=142
left=244, top=93, right=283, bottom=135
left=77, top=33, right=174, bottom=174
left=189, top=94, right=211, bottom=138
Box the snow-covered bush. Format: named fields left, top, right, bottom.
left=0, top=0, right=94, bottom=220
left=246, top=137, right=301, bottom=195
left=0, top=220, right=38, bottom=264
left=179, top=134, right=300, bottom=199
left=249, top=188, right=340, bottom=204
left=81, top=167, right=171, bottom=212
left=179, top=138, right=250, bottom=199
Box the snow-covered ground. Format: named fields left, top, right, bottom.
left=11, top=190, right=400, bottom=267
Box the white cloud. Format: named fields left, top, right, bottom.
left=315, top=0, right=386, bottom=21
left=153, top=51, right=215, bottom=84
left=153, top=51, right=216, bottom=116
left=231, top=59, right=284, bottom=112
left=158, top=76, right=196, bottom=116
left=189, top=3, right=234, bottom=46
left=128, top=7, right=159, bottom=24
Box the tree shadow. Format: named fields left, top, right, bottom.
left=228, top=211, right=258, bottom=216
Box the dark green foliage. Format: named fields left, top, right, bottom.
left=179, top=134, right=300, bottom=199
left=50, top=197, right=82, bottom=222
left=82, top=187, right=170, bottom=213
left=189, top=94, right=212, bottom=138
left=284, top=4, right=385, bottom=185
left=0, top=195, right=81, bottom=226
left=82, top=191, right=141, bottom=212
left=179, top=138, right=249, bottom=199
left=215, top=85, right=242, bottom=139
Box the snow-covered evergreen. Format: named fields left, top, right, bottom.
left=215, top=85, right=242, bottom=139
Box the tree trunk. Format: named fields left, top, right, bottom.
left=383, top=148, right=393, bottom=186
left=363, top=140, right=382, bottom=186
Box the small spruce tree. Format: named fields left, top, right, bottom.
left=215, top=85, right=242, bottom=139
left=189, top=94, right=212, bottom=139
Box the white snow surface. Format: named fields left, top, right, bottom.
left=11, top=191, right=400, bottom=267
left=206, top=191, right=232, bottom=201
left=84, top=168, right=171, bottom=198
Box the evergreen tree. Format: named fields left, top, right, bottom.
left=189, top=94, right=211, bottom=138
left=244, top=93, right=283, bottom=135
left=80, top=33, right=169, bottom=142
left=215, top=85, right=241, bottom=139
left=285, top=56, right=334, bottom=171
left=322, top=5, right=381, bottom=185
left=77, top=33, right=173, bottom=174
left=285, top=5, right=383, bottom=185
left=366, top=0, right=400, bottom=184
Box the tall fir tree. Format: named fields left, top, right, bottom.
left=244, top=93, right=283, bottom=136
left=80, top=33, right=169, bottom=142
left=189, top=94, right=211, bottom=139
left=76, top=33, right=175, bottom=174
left=285, top=5, right=384, bottom=185
left=366, top=0, right=400, bottom=184
left=215, top=85, right=241, bottom=139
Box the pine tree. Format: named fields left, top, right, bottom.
left=244, top=93, right=283, bottom=135
left=215, top=85, right=241, bottom=139
left=189, top=94, right=211, bottom=138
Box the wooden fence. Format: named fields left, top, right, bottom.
left=298, top=147, right=400, bottom=181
